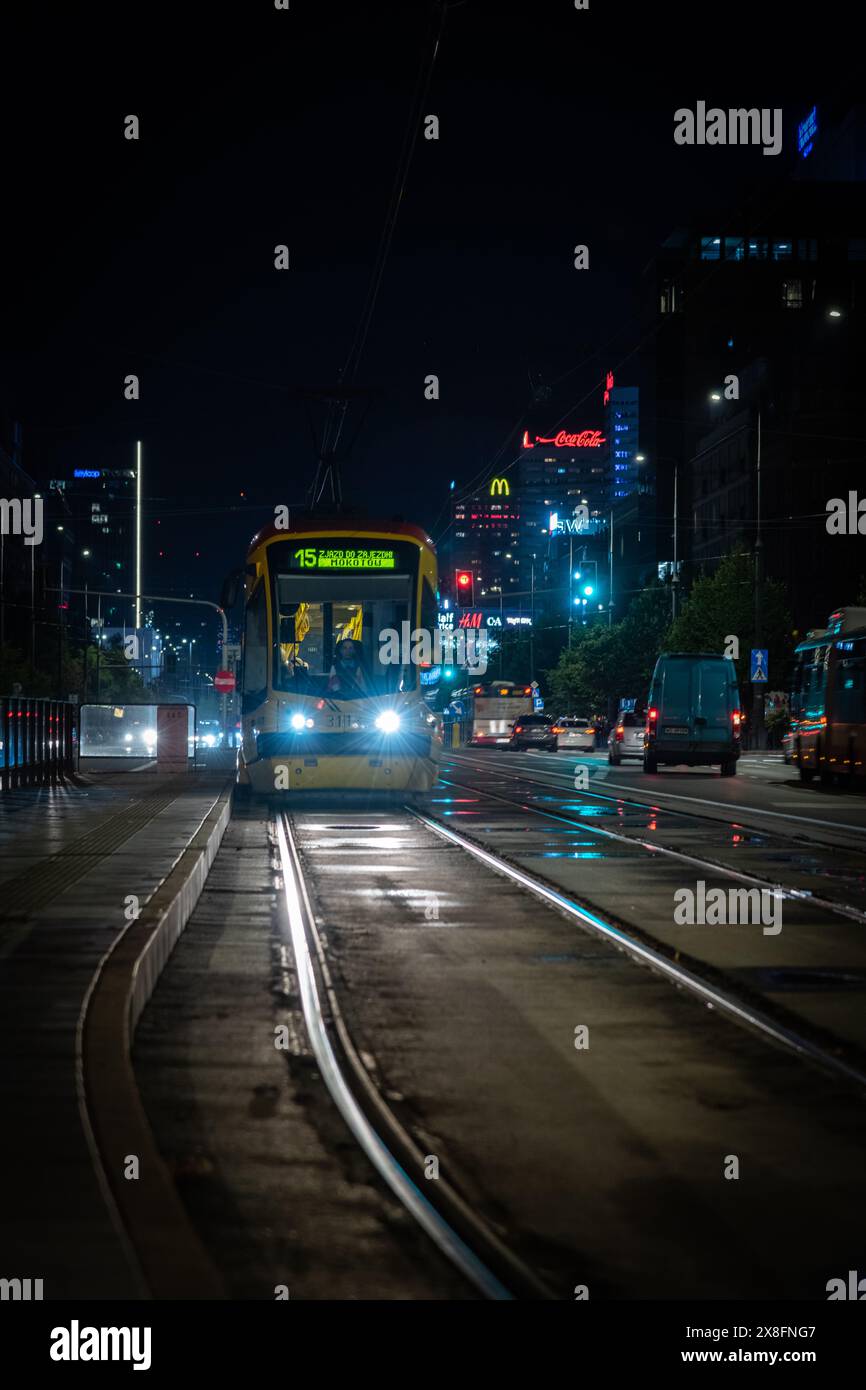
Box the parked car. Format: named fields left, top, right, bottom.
left=553, top=715, right=596, bottom=751
left=644, top=652, right=742, bottom=776
left=508, top=713, right=558, bottom=752
left=607, top=711, right=644, bottom=764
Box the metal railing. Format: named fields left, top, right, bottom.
left=1, top=698, right=76, bottom=791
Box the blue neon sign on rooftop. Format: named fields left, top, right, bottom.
left=798, top=105, right=817, bottom=159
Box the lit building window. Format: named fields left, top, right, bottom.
left=660, top=278, right=681, bottom=313
left=782, top=279, right=803, bottom=309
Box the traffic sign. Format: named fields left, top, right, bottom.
left=214, top=669, right=236, bottom=694
left=533, top=696, right=544, bottom=711
left=750, top=648, right=768, bottom=683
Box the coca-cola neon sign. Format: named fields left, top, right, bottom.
left=522, top=429, right=605, bottom=449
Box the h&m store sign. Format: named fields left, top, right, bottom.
left=438, top=609, right=532, bottom=630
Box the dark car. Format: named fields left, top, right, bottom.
left=508, top=713, right=557, bottom=752
left=644, top=652, right=742, bottom=776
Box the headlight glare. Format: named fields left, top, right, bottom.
left=375, top=710, right=401, bottom=734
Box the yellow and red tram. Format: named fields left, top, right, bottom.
left=236, top=517, right=442, bottom=795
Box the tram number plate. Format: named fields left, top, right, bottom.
left=664, top=726, right=689, bottom=735
left=327, top=715, right=353, bottom=729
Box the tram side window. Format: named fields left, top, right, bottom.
left=834, top=660, right=866, bottom=724
left=804, top=656, right=826, bottom=718
left=421, top=577, right=438, bottom=643
left=790, top=660, right=804, bottom=719
left=243, top=581, right=268, bottom=707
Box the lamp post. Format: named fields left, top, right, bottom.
left=495, top=584, right=504, bottom=675
left=529, top=556, right=536, bottom=683
left=753, top=409, right=765, bottom=750
left=705, top=395, right=765, bottom=748
left=635, top=452, right=680, bottom=618
left=568, top=537, right=574, bottom=648
left=608, top=508, right=614, bottom=627
left=672, top=464, right=679, bottom=620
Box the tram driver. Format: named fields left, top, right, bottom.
left=327, top=638, right=373, bottom=698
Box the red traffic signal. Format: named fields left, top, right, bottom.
left=455, top=569, right=474, bottom=602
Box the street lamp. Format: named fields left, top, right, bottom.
left=633, top=451, right=680, bottom=617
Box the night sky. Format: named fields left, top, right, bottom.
left=1, top=2, right=847, bottom=613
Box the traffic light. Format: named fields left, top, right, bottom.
left=455, top=569, right=474, bottom=604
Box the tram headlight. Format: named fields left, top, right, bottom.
left=290, top=713, right=306, bottom=731
left=375, top=710, right=401, bottom=734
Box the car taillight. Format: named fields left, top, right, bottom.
left=615, top=725, right=624, bottom=739
left=552, top=726, right=564, bottom=735
left=648, top=708, right=658, bottom=721
left=732, top=710, right=741, bottom=729
left=514, top=725, right=523, bottom=734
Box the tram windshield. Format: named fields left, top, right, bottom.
left=272, top=571, right=415, bottom=697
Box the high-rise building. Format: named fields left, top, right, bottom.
left=447, top=476, right=521, bottom=601
left=602, top=376, right=640, bottom=504
left=641, top=105, right=866, bottom=625
left=517, top=426, right=607, bottom=552
left=48, top=467, right=138, bottom=629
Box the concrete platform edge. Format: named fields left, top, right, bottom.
left=80, top=782, right=234, bottom=1299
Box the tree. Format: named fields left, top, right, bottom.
left=664, top=549, right=793, bottom=695
left=545, top=585, right=670, bottom=715
left=85, top=637, right=147, bottom=702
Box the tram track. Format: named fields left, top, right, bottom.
left=277, top=797, right=866, bottom=1299
left=274, top=809, right=554, bottom=1301
left=450, top=748, right=866, bottom=854
left=443, top=755, right=866, bottom=929
left=407, top=753, right=866, bottom=1078
left=129, top=797, right=866, bottom=1300
left=409, top=802, right=866, bottom=1092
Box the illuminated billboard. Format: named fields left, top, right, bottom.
left=522, top=429, right=604, bottom=449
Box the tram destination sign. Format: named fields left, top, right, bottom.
left=292, top=546, right=396, bottom=570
